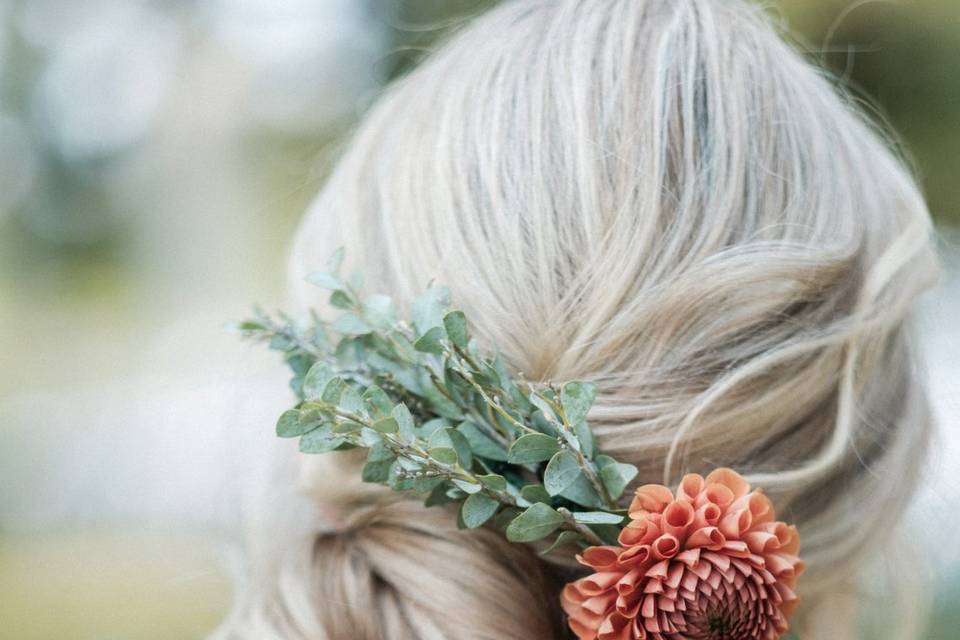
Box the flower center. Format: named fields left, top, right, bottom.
left=688, top=604, right=750, bottom=640
left=707, top=614, right=731, bottom=635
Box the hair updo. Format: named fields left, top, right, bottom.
left=216, top=1, right=941, bottom=638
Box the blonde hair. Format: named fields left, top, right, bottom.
left=216, top=1, right=942, bottom=638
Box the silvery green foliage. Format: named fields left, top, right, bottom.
left=234, top=250, right=638, bottom=550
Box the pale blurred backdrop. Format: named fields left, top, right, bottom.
left=0, top=1, right=957, bottom=638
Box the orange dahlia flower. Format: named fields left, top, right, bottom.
left=561, top=468, right=803, bottom=640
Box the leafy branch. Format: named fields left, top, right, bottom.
left=233, top=250, right=639, bottom=553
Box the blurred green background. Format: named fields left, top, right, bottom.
left=0, top=1, right=957, bottom=638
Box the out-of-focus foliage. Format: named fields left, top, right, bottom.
left=780, top=0, right=960, bottom=224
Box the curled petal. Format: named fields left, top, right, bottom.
left=598, top=612, right=634, bottom=640
left=694, top=501, right=722, bottom=528
left=765, top=552, right=803, bottom=578
left=583, top=591, right=618, bottom=616
left=618, top=544, right=653, bottom=568
left=730, top=490, right=775, bottom=527
left=580, top=572, right=624, bottom=596
left=662, top=500, right=696, bottom=541
left=629, top=484, right=674, bottom=517
left=720, top=507, right=752, bottom=539
left=580, top=546, right=625, bottom=572
left=753, top=521, right=801, bottom=557
left=697, top=482, right=735, bottom=510
left=687, top=526, right=726, bottom=550
left=676, top=474, right=705, bottom=502
left=705, top=467, right=751, bottom=498
left=651, top=534, right=680, bottom=560
left=618, top=518, right=659, bottom=547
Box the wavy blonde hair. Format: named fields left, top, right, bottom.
left=216, top=1, right=942, bottom=638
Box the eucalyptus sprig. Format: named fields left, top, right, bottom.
left=234, top=250, right=639, bottom=552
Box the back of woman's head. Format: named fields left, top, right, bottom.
left=219, top=1, right=942, bottom=638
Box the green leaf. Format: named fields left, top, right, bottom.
left=417, top=418, right=447, bottom=440
left=461, top=493, right=499, bottom=529
left=332, top=421, right=363, bottom=434
left=367, top=441, right=393, bottom=462
left=443, top=365, right=471, bottom=406
left=494, top=507, right=521, bottom=531
left=269, top=333, right=294, bottom=351
left=392, top=403, right=416, bottom=442
left=493, top=355, right=528, bottom=409
left=560, top=382, right=596, bottom=425
left=305, top=271, right=341, bottom=290
left=231, top=319, right=267, bottom=332
left=333, top=337, right=366, bottom=369
left=590, top=524, right=623, bottom=545
left=505, top=503, right=564, bottom=543
left=411, top=286, right=450, bottom=336
left=429, top=447, right=458, bottom=465
left=388, top=461, right=413, bottom=490
left=298, top=404, right=328, bottom=425
left=411, top=475, right=444, bottom=493
left=452, top=479, right=482, bottom=494
left=520, top=484, right=552, bottom=505
left=276, top=409, right=316, bottom=438
left=429, top=427, right=472, bottom=468
left=539, top=531, right=582, bottom=556
left=413, top=325, right=446, bottom=355
left=321, top=377, right=347, bottom=404
left=371, top=416, right=399, bottom=434
left=476, top=474, right=507, bottom=492
left=417, top=369, right=464, bottom=420
left=327, top=247, right=345, bottom=273
left=425, top=483, right=455, bottom=507
left=298, top=428, right=344, bottom=453
left=361, top=459, right=394, bottom=483
left=572, top=511, right=625, bottom=525
left=364, top=294, right=395, bottom=328
left=396, top=457, right=422, bottom=472
left=457, top=422, right=508, bottom=462
left=473, top=360, right=501, bottom=387
left=573, top=420, right=596, bottom=459
left=301, top=362, right=334, bottom=400
left=338, top=385, right=364, bottom=415
left=597, top=455, right=638, bottom=501
left=286, top=352, right=312, bottom=396
left=442, top=310, right=468, bottom=348
left=386, top=331, right=418, bottom=363
left=329, top=289, right=353, bottom=309
left=530, top=410, right=559, bottom=437
left=359, top=427, right=382, bottom=447
left=362, top=386, right=393, bottom=418
left=559, top=474, right=604, bottom=509
left=367, top=352, right=422, bottom=395
left=544, top=450, right=581, bottom=496
left=528, top=393, right=559, bottom=423
left=332, top=313, right=372, bottom=336
left=507, top=433, right=560, bottom=464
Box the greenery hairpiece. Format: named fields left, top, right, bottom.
left=235, top=249, right=804, bottom=640
left=235, top=249, right=636, bottom=550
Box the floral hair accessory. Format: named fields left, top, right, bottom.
left=562, top=469, right=804, bottom=640
left=234, top=250, right=802, bottom=640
